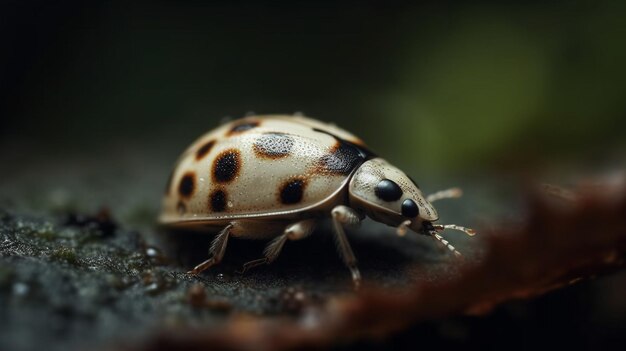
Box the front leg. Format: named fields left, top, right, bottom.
left=331, top=205, right=363, bottom=289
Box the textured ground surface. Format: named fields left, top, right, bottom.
left=0, top=142, right=493, bottom=351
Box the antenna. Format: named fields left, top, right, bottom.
left=426, top=188, right=463, bottom=202
left=431, top=232, right=462, bottom=257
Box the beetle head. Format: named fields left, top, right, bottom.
left=348, top=158, right=438, bottom=232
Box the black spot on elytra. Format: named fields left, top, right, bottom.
left=280, top=177, right=306, bottom=204
left=401, top=199, right=419, bottom=217
left=311, top=128, right=376, bottom=159
left=311, top=128, right=374, bottom=175
left=253, top=132, right=294, bottom=159
left=178, top=172, right=195, bottom=198
left=196, top=140, right=216, bottom=160
left=212, top=149, right=241, bottom=183
left=210, top=189, right=227, bottom=212
left=228, top=120, right=260, bottom=135
left=317, top=141, right=364, bottom=175
left=375, top=179, right=403, bottom=202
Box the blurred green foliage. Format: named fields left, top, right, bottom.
left=384, top=1, right=626, bottom=170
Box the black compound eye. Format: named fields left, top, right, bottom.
left=375, top=179, right=403, bottom=202
left=401, top=199, right=419, bottom=218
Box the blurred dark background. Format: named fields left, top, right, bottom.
left=2, top=0, right=625, bottom=174
left=1, top=1, right=625, bottom=350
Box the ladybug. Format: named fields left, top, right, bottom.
left=160, top=115, right=475, bottom=287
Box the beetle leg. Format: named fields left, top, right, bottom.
left=331, top=205, right=363, bottom=290
left=426, top=187, right=463, bottom=203
left=188, top=223, right=233, bottom=275
left=240, top=219, right=316, bottom=273
left=396, top=220, right=412, bottom=236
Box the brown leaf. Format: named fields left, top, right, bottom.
left=129, top=177, right=626, bottom=351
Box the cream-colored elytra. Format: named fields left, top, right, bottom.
left=160, top=115, right=367, bottom=225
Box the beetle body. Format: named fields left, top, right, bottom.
left=160, top=115, right=474, bottom=287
